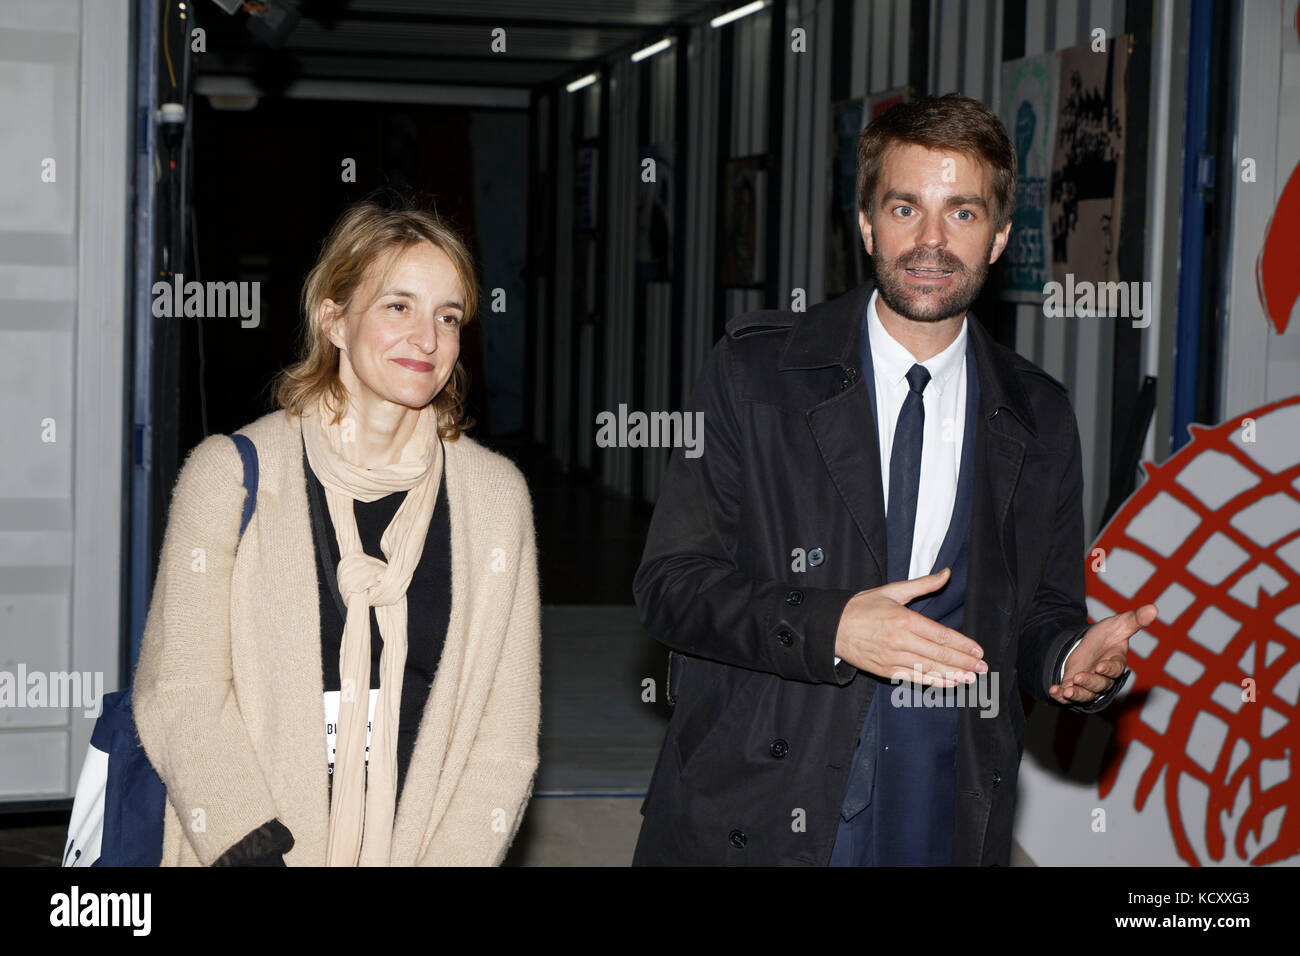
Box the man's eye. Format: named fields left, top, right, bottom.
left=954, top=210, right=973, bottom=221
left=895, top=206, right=913, bottom=217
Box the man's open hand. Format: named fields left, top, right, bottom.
left=1048, top=603, right=1158, bottom=705
left=834, top=568, right=986, bottom=687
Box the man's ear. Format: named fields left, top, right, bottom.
left=988, top=219, right=1012, bottom=265
left=858, top=208, right=875, bottom=257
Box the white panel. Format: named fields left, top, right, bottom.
left=734, top=14, right=752, bottom=156
left=935, top=0, right=962, bottom=93
left=0, top=730, right=69, bottom=797
left=872, top=0, right=892, bottom=92
left=553, top=90, right=575, bottom=467
left=989, top=0, right=1005, bottom=108
left=806, top=0, right=833, bottom=305
left=778, top=0, right=797, bottom=301
left=1038, top=0, right=1070, bottom=384
left=893, top=0, right=911, bottom=88
left=73, top=1, right=129, bottom=798
left=0, top=0, right=129, bottom=802
left=751, top=8, right=771, bottom=156
left=1024, top=0, right=1049, bottom=53
left=1222, top=0, right=1300, bottom=410
left=1055, top=0, right=1080, bottom=48
left=851, top=0, right=871, bottom=96
left=689, top=24, right=719, bottom=385
left=788, top=0, right=812, bottom=299
left=1088, top=0, right=1119, bottom=37
left=0, top=331, right=74, bottom=497
left=0, top=595, right=71, bottom=730
left=965, top=0, right=990, bottom=101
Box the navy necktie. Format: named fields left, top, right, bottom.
left=837, top=361, right=932, bottom=824
left=886, top=363, right=931, bottom=584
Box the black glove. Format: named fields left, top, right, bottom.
left=211, top=818, right=295, bottom=867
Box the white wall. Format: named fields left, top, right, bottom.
left=1221, top=0, right=1300, bottom=415
left=0, top=0, right=131, bottom=803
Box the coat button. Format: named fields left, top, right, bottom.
left=776, top=628, right=794, bottom=646
left=769, top=738, right=789, bottom=758
left=808, top=548, right=824, bottom=566
left=992, top=769, right=1001, bottom=789
left=785, top=589, right=803, bottom=606
left=728, top=829, right=747, bottom=849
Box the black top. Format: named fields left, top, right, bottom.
left=303, top=436, right=451, bottom=807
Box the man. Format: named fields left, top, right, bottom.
left=631, top=93, right=1157, bottom=866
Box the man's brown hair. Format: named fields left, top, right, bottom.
left=856, top=92, right=1017, bottom=231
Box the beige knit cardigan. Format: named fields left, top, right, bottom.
left=132, top=408, right=541, bottom=866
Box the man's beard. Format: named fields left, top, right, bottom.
left=873, top=237, right=994, bottom=323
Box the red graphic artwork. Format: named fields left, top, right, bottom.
left=1254, top=4, right=1300, bottom=335
left=1028, top=396, right=1300, bottom=866
left=1257, top=159, right=1300, bottom=335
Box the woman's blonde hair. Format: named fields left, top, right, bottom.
left=273, top=199, right=479, bottom=441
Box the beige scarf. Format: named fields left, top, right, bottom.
left=300, top=392, right=443, bottom=866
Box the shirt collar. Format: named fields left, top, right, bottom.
left=866, top=288, right=967, bottom=397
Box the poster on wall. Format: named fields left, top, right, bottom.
left=1050, top=36, right=1128, bottom=289
left=722, top=155, right=767, bottom=288
left=999, top=51, right=1056, bottom=302
left=826, top=88, right=910, bottom=297
left=636, top=143, right=673, bottom=282
left=826, top=97, right=867, bottom=297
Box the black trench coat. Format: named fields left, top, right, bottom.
left=632, top=279, right=1120, bottom=866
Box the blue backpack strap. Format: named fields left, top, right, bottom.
left=88, top=437, right=259, bottom=867
left=229, top=434, right=259, bottom=541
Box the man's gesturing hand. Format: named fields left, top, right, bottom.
left=833, top=568, right=987, bottom=687
left=1049, top=603, right=1157, bottom=705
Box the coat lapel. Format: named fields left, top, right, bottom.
left=966, top=313, right=1037, bottom=661
left=789, top=282, right=889, bottom=583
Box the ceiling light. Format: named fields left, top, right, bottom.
left=710, top=1, right=767, bottom=28
left=631, top=38, right=673, bottom=62
left=566, top=73, right=598, bottom=93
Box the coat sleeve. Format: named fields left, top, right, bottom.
left=131, top=434, right=283, bottom=866
left=418, top=470, right=541, bottom=866
left=633, top=336, right=860, bottom=686
left=1016, top=398, right=1094, bottom=704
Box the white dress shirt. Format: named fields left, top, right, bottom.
left=835, top=290, right=1083, bottom=684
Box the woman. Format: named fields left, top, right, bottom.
left=132, top=200, right=541, bottom=866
